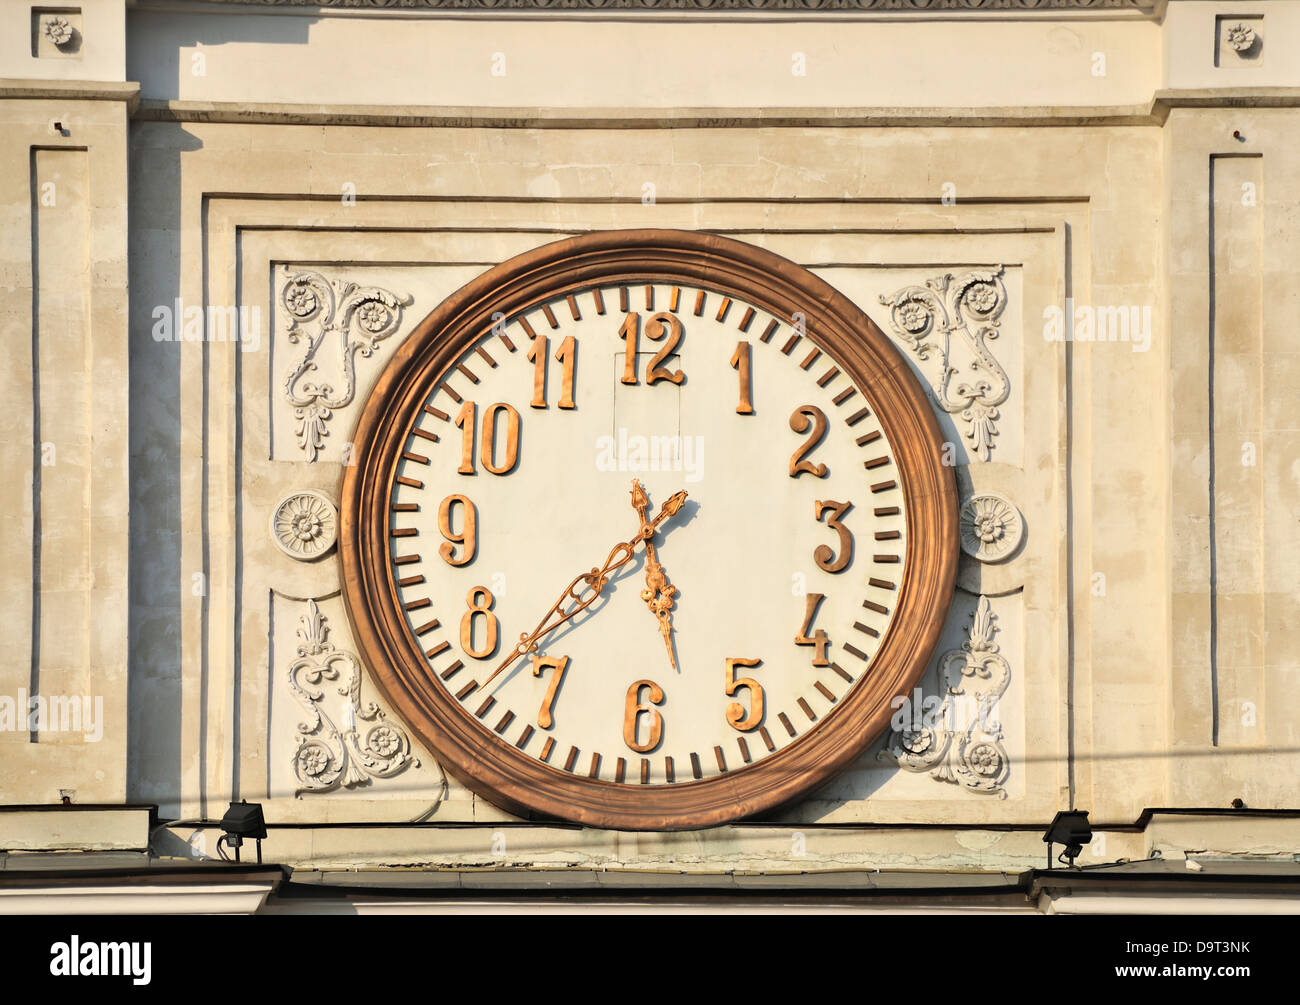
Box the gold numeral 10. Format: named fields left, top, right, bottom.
left=623, top=679, right=664, bottom=753
left=795, top=593, right=831, bottom=667
left=454, top=401, right=521, bottom=475
left=528, top=335, right=577, bottom=409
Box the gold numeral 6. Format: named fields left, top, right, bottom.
left=623, top=679, right=665, bottom=753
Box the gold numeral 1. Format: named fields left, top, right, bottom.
left=623, top=679, right=664, bottom=753
left=618, top=313, right=639, bottom=385
left=724, top=657, right=764, bottom=731
left=730, top=341, right=754, bottom=414
left=795, top=593, right=830, bottom=667
left=532, top=654, right=569, bottom=729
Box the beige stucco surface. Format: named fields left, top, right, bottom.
left=1, top=0, right=1297, bottom=873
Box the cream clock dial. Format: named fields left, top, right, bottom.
left=341, top=230, right=957, bottom=830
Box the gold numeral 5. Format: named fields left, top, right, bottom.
left=623, top=679, right=665, bottom=753
left=724, top=657, right=764, bottom=732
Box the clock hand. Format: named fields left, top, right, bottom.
left=631, top=480, right=680, bottom=672
left=483, top=486, right=688, bottom=688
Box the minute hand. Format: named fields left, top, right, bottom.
left=484, top=490, right=688, bottom=687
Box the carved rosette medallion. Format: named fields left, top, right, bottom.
left=43, top=16, right=74, bottom=46
left=288, top=600, right=419, bottom=793
left=1225, top=23, right=1257, bottom=52
left=879, top=269, right=1010, bottom=462
left=281, top=271, right=412, bottom=461
left=270, top=490, right=339, bottom=560
left=959, top=492, right=1023, bottom=563
left=881, top=596, right=1011, bottom=797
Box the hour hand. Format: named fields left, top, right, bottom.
left=631, top=480, right=682, bottom=672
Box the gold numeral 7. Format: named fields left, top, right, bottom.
left=532, top=654, right=569, bottom=729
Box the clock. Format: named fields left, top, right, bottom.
left=339, top=230, right=957, bottom=830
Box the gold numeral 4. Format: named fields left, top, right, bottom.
left=795, top=593, right=831, bottom=667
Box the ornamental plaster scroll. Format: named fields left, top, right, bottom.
left=202, top=0, right=1155, bottom=10
left=281, top=271, right=412, bottom=462
left=287, top=599, right=423, bottom=794
left=879, top=596, right=1011, bottom=797
left=879, top=268, right=1010, bottom=463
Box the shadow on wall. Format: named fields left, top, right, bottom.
left=126, top=124, right=204, bottom=819
left=126, top=8, right=316, bottom=103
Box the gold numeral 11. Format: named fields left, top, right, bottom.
left=528, top=335, right=577, bottom=410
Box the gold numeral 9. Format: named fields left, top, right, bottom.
left=724, top=658, right=764, bottom=732
left=460, top=586, right=499, bottom=660
left=438, top=494, right=477, bottom=566
left=623, top=679, right=665, bottom=753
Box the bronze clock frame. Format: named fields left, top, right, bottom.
left=339, top=229, right=959, bottom=831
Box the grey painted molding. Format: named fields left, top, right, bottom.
left=195, top=0, right=1156, bottom=11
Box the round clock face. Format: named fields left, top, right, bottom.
left=340, top=230, right=957, bottom=830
